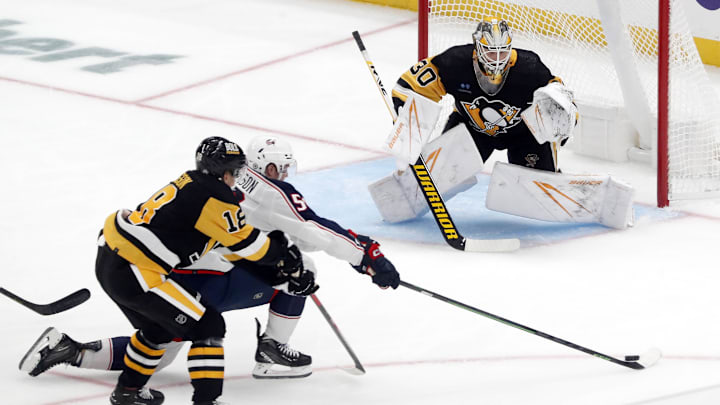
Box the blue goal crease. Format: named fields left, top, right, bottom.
left=292, top=158, right=684, bottom=247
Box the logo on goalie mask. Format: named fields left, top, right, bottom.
left=461, top=96, right=522, bottom=136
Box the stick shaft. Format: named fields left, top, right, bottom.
left=311, top=294, right=365, bottom=374
left=399, top=281, right=643, bottom=369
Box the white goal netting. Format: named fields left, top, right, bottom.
left=427, top=0, right=720, bottom=201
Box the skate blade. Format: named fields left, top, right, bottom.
left=19, top=327, right=61, bottom=375
left=252, top=362, right=312, bottom=379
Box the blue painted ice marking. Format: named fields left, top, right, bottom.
left=291, top=158, right=685, bottom=247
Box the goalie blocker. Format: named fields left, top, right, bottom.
left=486, top=162, right=634, bottom=229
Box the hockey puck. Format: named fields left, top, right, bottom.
left=625, top=355, right=640, bottom=361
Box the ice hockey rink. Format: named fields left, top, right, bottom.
left=2, top=0, right=720, bottom=404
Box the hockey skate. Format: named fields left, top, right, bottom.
left=19, top=327, right=92, bottom=376
left=252, top=321, right=312, bottom=379
left=110, top=385, right=164, bottom=405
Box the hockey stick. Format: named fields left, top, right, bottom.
left=351, top=30, right=519, bottom=253
left=399, top=280, right=661, bottom=370
left=0, top=287, right=90, bottom=316
left=311, top=294, right=365, bottom=375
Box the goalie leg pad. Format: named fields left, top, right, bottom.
left=600, top=177, right=635, bottom=229
left=369, top=123, right=484, bottom=223
left=368, top=171, right=429, bottom=223
left=486, top=162, right=634, bottom=229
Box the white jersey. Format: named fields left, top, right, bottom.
left=235, top=168, right=364, bottom=266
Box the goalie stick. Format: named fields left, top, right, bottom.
left=311, top=294, right=365, bottom=375
left=399, top=280, right=662, bottom=370
left=351, top=30, right=519, bottom=253
left=0, top=287, right=90, bottom=316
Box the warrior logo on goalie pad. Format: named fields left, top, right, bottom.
left=460, top=96, right=522, bottom=137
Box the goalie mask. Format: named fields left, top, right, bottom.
left=246, top=136, right=297, bottom=180
left=472, top=18, right=513, bottom=96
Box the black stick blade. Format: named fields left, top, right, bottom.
left=0, top=287, right=90, bottom=315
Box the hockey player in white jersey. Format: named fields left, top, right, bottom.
left=20, top=136, right=399, bottom=386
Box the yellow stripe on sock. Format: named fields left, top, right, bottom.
left=189, top=370, right=225, bottom=379
left=123, top=355, right=156, bottom=376
left=188, top=346, right=225, bottom=357
left=130, top=334, right=166, bottom=357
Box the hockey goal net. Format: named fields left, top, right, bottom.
left=419, top=0, right=720, bottom=207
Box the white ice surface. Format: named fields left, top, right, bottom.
left=1, top=1, right=720, bottom=404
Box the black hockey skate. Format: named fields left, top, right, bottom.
left=252, top=319, right=312, bottom=379
left=110, top=385, right=164, bottom=405
left=19, top=327, right=96, bottom=376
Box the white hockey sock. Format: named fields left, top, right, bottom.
left=79, top=338, right=114, bottom=370
left=155, top=340, right=185, bottom=371
left=264, top=310, right=300, bottom=344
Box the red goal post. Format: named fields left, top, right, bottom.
left=417, top=0, right=720, bottom=208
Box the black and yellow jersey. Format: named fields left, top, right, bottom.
left=102, top=170, right=280, bottom=275
left=392, top=44, right=561, bottom=140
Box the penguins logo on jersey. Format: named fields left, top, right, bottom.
left=460, top=96, right=522, bottom=136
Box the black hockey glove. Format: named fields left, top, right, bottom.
left=286, top=268, right=319, bottom=296
left=267, top=230, right=303, bottom=274
left=269, top=266, right=319, bottom=297
left=267, top=231, right=318, bottom=296
left=349, top=230, right=400, bottom=289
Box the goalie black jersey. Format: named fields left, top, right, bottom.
left=392, top=44, right=561, bottom=140
left=102, top=170, right=274, bottom=275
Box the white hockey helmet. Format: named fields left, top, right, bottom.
left=472, top=17, right=513, bottom=96
left=246, top=136, right=296, bottom=179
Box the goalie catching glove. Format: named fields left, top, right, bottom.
left=348, top=230, right=400, bottom=289
left=521, top=81, right=578, bottom=145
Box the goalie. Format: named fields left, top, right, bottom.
left=370, top=17, right=633, bottom=230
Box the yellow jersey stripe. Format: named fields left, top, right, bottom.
left=129, top=264, right=165, bottom=291
left=152, top=279, right=205, bottom=320
left=103, top=212, right=169, bottom=275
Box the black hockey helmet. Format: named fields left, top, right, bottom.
left=195, top=136, right=247, bottom=180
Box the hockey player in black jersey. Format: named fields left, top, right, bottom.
left=20, top=136, right=399, bottom=392
left=91, top=136, right=317, bottom=405
left=392, top=17, right=575, bottom=172
left=370, top=17, right=580, bottom=224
